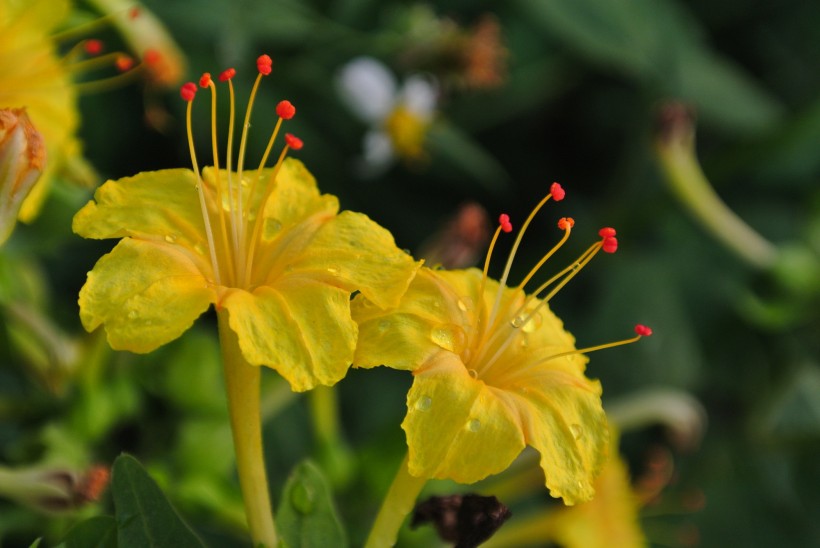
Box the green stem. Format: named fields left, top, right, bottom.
left=365, top=454, right=427, bottom=548
left=654, top=103, right=778, bottom=270
left=217, top=310, right=278, bottom=547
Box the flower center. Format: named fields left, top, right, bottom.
left=180, top=55, right=301, bottom=292
left=462, top=182, right=649, bottom=380
left=384, top=104, right=429, bottom=160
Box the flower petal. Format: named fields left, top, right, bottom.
left=336, top=57, right=397, bottom=123
left=79, top=238, right=215, bottom=353
left=221, top=278, right=357, bottom=392
left=72, top=169, right=204, bottom=249
left=287, top=210, right=420, bottom=309
left=498, top=369, right=609, bottom=505
left=402, top=350, right=525, bottom=482
left=352, top=267, right=459, bottom=370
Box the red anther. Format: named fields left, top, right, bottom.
left=634, top=324, right=653, bottom=337
left=218, top=68, right=236, bottom=82
left=257, top=54, right=273, bottom=75
left=84, top=39, right=103, bottom=55
left=276, top=100, right=296, bottom=120
left=602, top=236, right=618, bottom=253
left=550, top=182, right=566, bottom=201
left=498, top=213, right=513, bottom=233
left=115, top=55, right=134, bottom=72
left=129, top=7, right=140, bottom=19
left=199, top=73, right=212, bottom=88
left=557, top=217, right=575, bottom=230
left=180, top=82, right=197, bottom=101
left=143, top=48, right=160, bottom=65
left=285, top=133, right=303, bottom=150
left=598, top=227, right=616, bottom=238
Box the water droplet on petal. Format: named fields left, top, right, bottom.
left=327, top=267, right=339, bottom=275
left=468, top=369, right=478, bottom=379
left=430, top=324, right=467, bottom=353
left=290, top=482, right=315, bottom=514
left=164, top=234, right=176, bottom=243
left=415, top=396, right=432, bottom=411
left=467, top=419, right=481, bottom=432
left=457, top=298, right=469, bottom=312
left=570, top=424, right=583, bottom=440
left=193, top=243, right=205, bottom=255
left=510, top=315, right=525, bottom=328
left=268, top=219, right=283, bottom=232
left=127, top=310, right=137, bottom=319
left=519, top=337, right=529, bottom=348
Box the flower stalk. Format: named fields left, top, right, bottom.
left=365, top=454, right=427, bottom=548
left=654, top=102, right=778, bottom=270
left=217, top=309, right=278, bottom=547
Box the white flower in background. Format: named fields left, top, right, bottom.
left=336, top=56, right=437, bottom=176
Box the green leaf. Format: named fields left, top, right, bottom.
left=111, top=455, right=204, bottom=548
left=57, top=516, right=118, bottom=548
left=275, top=460, right=348, bottom=548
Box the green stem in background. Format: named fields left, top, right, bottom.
left=216, top=310, right=278, bottom=548
left=654, top=102, right=779, bottom=270
left=308, top=385, right=354, bottom=487
left=365, top=454, right=427, bottom=548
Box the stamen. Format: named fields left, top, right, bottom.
left=472, top=215, right=513, bottom=336
left=219, top=68, right=241, bottom=264
left=533, top=324, right=652, bottom=365
left=242, top=133, right=304, bottom=287
left=199, top=72, right=235, bottom=285
left=247, top=100, right=297, bottom=222
left=516, top=216, right=575, bottom=291
left=483, top=183, right=566, bottom=342
left=181, top=83, right=221, bottom=286
left=115, top=55, right=134, bottom=72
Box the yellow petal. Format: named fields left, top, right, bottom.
left=402, top=350, right=525, bottom=483
left=72, top=169, right=205, bottom=250
left=352, top=267, right=465, bottom=370
left=288, top=210, right=420, bottom=309
left=221, top=278, right=357, bottom=392
left=79, top=238, right=215, bottom=352
left=501, top=369, right=609, bottom=505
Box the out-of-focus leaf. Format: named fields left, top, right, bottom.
left=757, top=364, right=820, bottom=442
left=111, top=455, right=204, bottom=548
left=275, top=460, right=348, bottom=548
left=517, top=0, right=782, bottom=133
left=57, top=516, right=118, bottom=548
left=426, top=122, right=509, bottom=194
left=160, top=329, right=227, bottom=414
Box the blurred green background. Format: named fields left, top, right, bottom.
left=2, top=0, right=819, bottom=546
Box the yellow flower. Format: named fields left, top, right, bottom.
left=354, top=184, right=651, bottom=504
left=73, top=57, right=420, bottom=392
left=0, top=0, right=82, bottom=222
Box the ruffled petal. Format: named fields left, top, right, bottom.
left=72, top=169, right=204, bottom=249
left=402, top=351, right=525, bottom=483
left=287, top=210, right=420, bottom=309
left=496, top=369, right=608, bottom=505
left=352, top=267, right=463, bottom=370
left=221, top=278, right=357, bottom=392
left=79, top=238, right=215, bottom=353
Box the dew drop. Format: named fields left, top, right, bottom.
left=457, top=299, right=469, bottom=312
left=415, top=396, right=432, bottom=411
left=127, top=310, right=137, bottom=319
left=519, top=337, right=529, bottom=348
left=467, top=419, right=481, bottom=432
left=290, top=482, right=315, bottom=514
left=268, top=218, right=283, bottom=232
left=164, top=234, right=176, bottom=243
left=193, top=243, right=205, bottom=255
left=326, top=267, right=339, bottom=275
left=510, top=315, right=525, bottom=328
left=430, top=324, right=467, bottom=353
left=468, top=369, right=478, bottom=379
left=570, top=424, right=583, bottom=440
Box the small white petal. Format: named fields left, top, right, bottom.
left=336, top=57, right=398, bottom=124
left=400, top=74, right=438, bottom=119
left=356, top=130, right=395, bottom=178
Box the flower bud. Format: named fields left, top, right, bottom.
left=0, top=108, right=46, bottom=246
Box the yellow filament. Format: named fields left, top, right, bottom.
left=65, top=51, right=126, bottom=74
left=471, top=224, right=505, bottom=336
left=224, top=79, right=240, bottom=264
left=185, top=100, right=221, bottom=286
left=516, top=224, right=572, bottom=291
left=479, top=191, right=556, bottom=353
left=73, top=63, right=144, bottom=94
left=246, top=117, right=284, bottom=221
left=205, top=79, right=235, bottom=285
left=533, top=333, right=644, bottom=365
left=243, top=145, right=291, bottom=288
left=50, top=11, right=126, bottom=43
